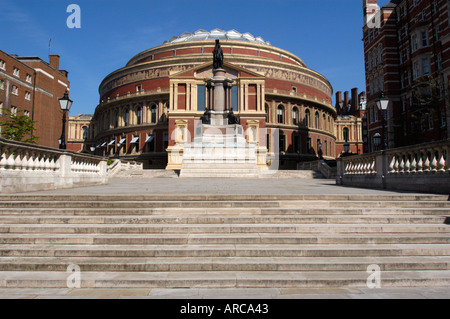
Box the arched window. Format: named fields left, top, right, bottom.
left=136, top=107, right=142, bottom=125
left=151, top=105, right=157, bottom=123
left=124, top=109, right=129, bottom=126
left=322, top=114, right=326, bottom=130
left=292, top=107, right=298, bottom=125
left=315, top=112, right=320, bottom=129
left=277, top=105, right=284, bottom=124
left=114, top=110, right=119, bottom=128
left=304, top=109, right=310, bottom=127
left=82, top=126, right=88, bottom=140
left=343, top=127, right=349, bottom=142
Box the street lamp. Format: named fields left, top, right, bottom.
left=376, top=92, right=389, bottom=150
left=373, top=133, right=381, bottom=151
left=58, top=90, right=73, bottom=150
left=344, top=141, right=350, bottom=154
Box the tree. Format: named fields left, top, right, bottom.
left=0, top=109, right=39, bottom=144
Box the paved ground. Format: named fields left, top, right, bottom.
left=11, top=175, right=440, bottom=197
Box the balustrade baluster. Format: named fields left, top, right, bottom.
left=410, top=155, right=417, bottom=173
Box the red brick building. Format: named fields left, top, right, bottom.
left=335, top=89, right=367, bottom=157
left=363, top=0, right=450, bottom=152
left=0, top=50, right=70, bottom=148
left=92, top=29, right=337, bottom=169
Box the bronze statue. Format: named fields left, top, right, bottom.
left=213, top=39, right=224, bottom=69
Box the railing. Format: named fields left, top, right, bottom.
left=99, top=88, right=170, bottom=105
left=336, top=139, right=450, bottom=194
left=0, top=138, right=108, bottom=194
left=297, top=160, right=337, bottom=179
left=107, top=159, right=143, bottom=178
left=265, top=88, right=332, bottom=107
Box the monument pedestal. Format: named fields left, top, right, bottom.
left=179, top=123, right=259, bottom=178
left=178, top=53, right=261, bottom=177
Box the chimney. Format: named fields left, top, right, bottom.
left=344, top=91, right=350, bottom=107
left=49, top=55, right=60, bottom=70
left=335, top=91, right=342, bottom=112
left=351, top=88, right=359, bottom=112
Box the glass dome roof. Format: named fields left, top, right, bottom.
left=163, top=29, right=271, bottom=46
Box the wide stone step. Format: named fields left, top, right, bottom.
left=1, top=256, right=450, bottom=272
left=2, top=244, right=450, bottom=258
left=0, top=207, right=449, bottom=217
left=1, top=233, right=449, bottom=245
left=2, top=270, right=450, bottom=288
left=0, top=194, right=447, bottom=202
left=1, top=223, right=448, bottom=234
left=0, top=200, right=449, bottom=210
left=0, top=214, right=447, bottom=225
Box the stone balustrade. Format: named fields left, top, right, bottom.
left=0, top=138, right=108, bottom=193
left=337, top=139, right=450, bottom=194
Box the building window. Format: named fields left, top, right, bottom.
left=0, top=60, right=5, bottom=70
left=315, top=112, right=319, bottom=129
left=428, top=114, right=434, bottom=130
left=421, top=31, right=428, bottom=47
left=13, top=67, right=20, bottom=77
left=11, top=85, right=18, bottom=96
left=413, top=61, right=420, bottom=79
left=146, top=135, right=155, bottom=152
left=437, top=53, right=443, bottom=70
left=412, top=35, right=418, bottom=51
left=82, top=126, right=88, bottom=139
left=26, top=74, right=32, bottom=83
left=304, top=109, right=310, bottom=127
left=231, top=86, right=238, bottom=110
left=343, top=127, right=349, bottom=142
left=25, top=91, right=31, bottom=101
left=0, top=79, right=4, bottom=90
left=124, top=109, right=129, bottom=126
left=279, top=133, right=286, bottom=152
left=277, top=105, right=284, bottom=124
left=265, top=104, right=270, bottom=122
left=0, top=102, right=3, bottom=115
left=435, top=25, right=441, bottom=40
left=151, top=105, right=157, bottom=123
left=422, top=58, right=430, bottom=76
left=11, top=106, right=18, bottom=115
left=136, top=107, right=142, bottom=125
left=24, top=111, right=30, bottom=117
left=292, top=107, right=298, bottom=125
left=114, top=111, right=119, bottom=128
left=136, top=84, right=142, bottom=93
left=197, top=85, right=206, bottom=111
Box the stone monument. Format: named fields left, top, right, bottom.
left=179, top=40, right=259, bottom=177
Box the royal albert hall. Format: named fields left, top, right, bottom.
left=92, top=29, right=336, bottom=169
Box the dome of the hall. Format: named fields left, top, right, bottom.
left=163, top=29, right=271, bottom=46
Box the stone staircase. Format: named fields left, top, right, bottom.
left=0, top=194, right=449, bottom=289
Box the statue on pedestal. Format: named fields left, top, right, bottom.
left=213, top=39, right=224, bottom=69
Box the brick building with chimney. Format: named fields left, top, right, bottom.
left=335, top=89, right=367, bottom=156
left=0, top=50, right=70, bottom=148
left=363, top=0, right=450, bottom=152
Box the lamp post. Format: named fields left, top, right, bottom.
left=376, top=92, right=389, bottom=150
left=58, top=90, right=73, bottom=150
left=373, top=133, right=381, bottom=151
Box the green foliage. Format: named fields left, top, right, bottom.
left=0, top=109, right=39, bottom=144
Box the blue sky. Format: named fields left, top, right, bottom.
left=0, top=0, right=392, bottom=116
